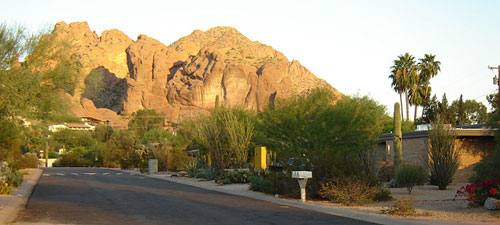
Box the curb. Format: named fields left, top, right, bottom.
left=0, top=168, right=43, bottom=224
left=113, top=169, right=432, bottom=225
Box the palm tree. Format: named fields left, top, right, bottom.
left=389, top=60, right=403, bottom=120
left=389, top=53, right=416, bottom=121
left=418, top=54, right=441, bottom=116
left=409, top=79, right=426, bottom=122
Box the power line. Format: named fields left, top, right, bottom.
left=473, top=89, right=497, bottom=101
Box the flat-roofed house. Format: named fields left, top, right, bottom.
left=376, top=124, right=495, bottom=183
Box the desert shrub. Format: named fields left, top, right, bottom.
left=2, top=167, right=23, bottom=187
left=218, top=169, right=252, bottom=184
left=456, top=178, right=500, bottom=204
left=58, top=150, right=91, bottom=167
left=470, top=150, right=500, bottom=183
left=395, top=165, right=427, bottom=194
left=0, top=162, right=24, bottom=194
left=0, top=179, right=11, bottom=194
left=19, top=153, right=39, bottom=169
left=381, top=197, right=416, bottom=217
left=186, top=167, right=200, bottom=178
left=373, top=188, right=393, bottom=201
left=319, top=178, right=381, bottom=206
left=198, top=167, right=218, bottom=181
left=249, top=169, right=299, bottom=196
left=138, top=159, right=148, bottom=173
left=249, top=175, right=273, bottom=193
left=376, top=161, right=394, bottom=182
left=427, top=118, right=460, bottom=190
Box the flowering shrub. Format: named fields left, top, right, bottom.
left=456, top=178, right=500, bottom=204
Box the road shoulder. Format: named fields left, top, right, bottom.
left=115, top=169, right=431, bottom=225
left=0, top=168, right=43, bottom=224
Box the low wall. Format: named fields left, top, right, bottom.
left=39, top=159, right=58, bottom=167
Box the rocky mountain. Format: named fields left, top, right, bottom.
left=51, top=22, right=341, bottom=127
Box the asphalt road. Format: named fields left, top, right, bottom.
left=13, top=168, right=377, bottom=225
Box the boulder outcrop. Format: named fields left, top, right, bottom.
left=50, top=22, right=341, bottom=126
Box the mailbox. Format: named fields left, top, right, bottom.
left=292, top=171, right=312, bottom=202
left=292, top=171, right=312, bottom=179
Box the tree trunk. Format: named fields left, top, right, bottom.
left=399, top=93, right=404, bottom=121
left=414, top=105, right=418, bottom=122
left=404, top=89, right=410, bottom=121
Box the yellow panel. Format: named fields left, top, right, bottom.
left=254, top=146, right=267, bottom=169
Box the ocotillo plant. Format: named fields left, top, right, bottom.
left=393, top=102, right=403, bottom=171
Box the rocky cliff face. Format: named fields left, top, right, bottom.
left=51, top=22, right=341, bottom=126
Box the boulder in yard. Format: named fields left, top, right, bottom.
left=484, top=197, right=500, bottom=210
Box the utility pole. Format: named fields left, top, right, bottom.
left=45, top=136, right=50, bottom=168
left=488, top=65, right=500, bottom=112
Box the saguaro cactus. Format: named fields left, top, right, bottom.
left=214, top=95, right=220, bottom=118
left=393, top=102, right=403, bottom=171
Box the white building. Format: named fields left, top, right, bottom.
left=48, top=122, right=95, bottom=132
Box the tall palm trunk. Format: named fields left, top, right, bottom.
left=422, top=81, right=430, bottom=118
left=399, top=92, right=404, bottom=121
left=414, top=105, right=418, bottom=122
left=404, top=89, right=410, bottom=121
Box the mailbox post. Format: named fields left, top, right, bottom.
left=291, top=171, right=312, bottom=202
left=148, top=159, right=158, bottom=175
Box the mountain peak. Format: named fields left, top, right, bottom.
left=46, top=21, right=341, bottom=125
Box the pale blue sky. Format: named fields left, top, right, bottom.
left=2, top=0, right=500, bottom=115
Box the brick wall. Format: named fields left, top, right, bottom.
left=376, top=135, right=495, bottom=183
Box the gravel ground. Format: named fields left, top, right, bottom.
left=344, top=183, right=500, bottom=224
left=166, top=173, right=500, bottom=224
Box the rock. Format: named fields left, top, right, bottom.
left=484, top=197, right=500, bottom=210
left=48, top=22, right=342, bottom=127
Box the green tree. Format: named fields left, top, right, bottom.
left=51, top=129, right=94, bottom=150
left=0, top=120, right=21, bottom=163
left=107, top=130, right=139, bottom=169
left=452, top=97, right=488, bottom=125
left=141, top=128, right=172, bottom=145
left=257, top=88, right=387, bottom=193
left=93, top=124, right=114, bottom=143
left=438, top=94, right=455, bottom=124
left=0, top=25, right=77, bottom=121
left=0, top=24, right=78, bottom=163
left=487, top=93, right=498, bottom=120
left=128, top=109, right=165, bottom=139
left=455, top=95, right=466, bottom=125
left=420, top=95, right=440, bottom=123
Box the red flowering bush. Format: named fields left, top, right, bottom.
left=456, top=178, right=500, bottom=204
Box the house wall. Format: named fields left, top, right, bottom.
left=402, top=138, right=428, bottom=167
left=454, top=137, right=495, bottom=182
left=376, top=135, right=495, bottom=183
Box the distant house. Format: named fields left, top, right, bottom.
left=48, top=122, right=96, bottom=132
left=81, top=116, right=108, bottom=125
left=376, top=124, right=495, bottom=183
